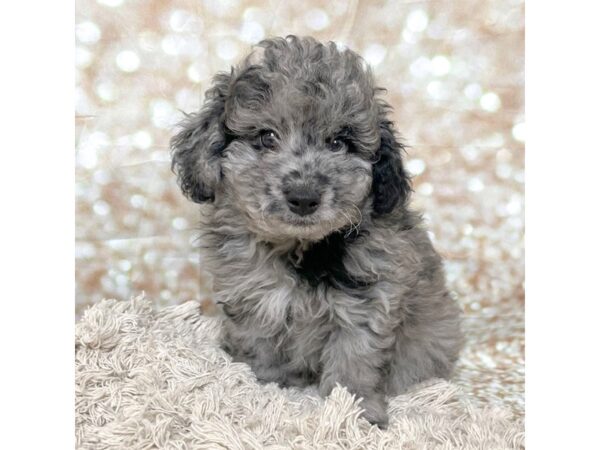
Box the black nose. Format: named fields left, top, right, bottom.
left=285, top=187, right=321, bottom=216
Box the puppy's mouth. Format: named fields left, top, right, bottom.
left=264, top=201, right=323, bottom=226
left=270, top=208, right=332, bottom=235
left=281, top=214, right=320, bottom=226
left=257, top=198, right=355, bottom=240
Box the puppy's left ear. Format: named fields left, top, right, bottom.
left=170, top=73, right=231, bottom=203
left=371, top=120, right=412, bottom=215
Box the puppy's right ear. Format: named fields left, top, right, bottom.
left=171, top=73, right=231, bottom=203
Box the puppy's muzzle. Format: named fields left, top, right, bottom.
left=284, top=186, right=321, bottom=216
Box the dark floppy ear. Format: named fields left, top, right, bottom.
left=170, top=72, right=231, bottom=203
left=371, top=119, right=412, bottom=215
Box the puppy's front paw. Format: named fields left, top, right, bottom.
left=320, top=380, right=389, bottom=429
left=358, top=393, right=389, bottom=429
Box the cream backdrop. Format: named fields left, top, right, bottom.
left=75, top=0, right=524, bottom=417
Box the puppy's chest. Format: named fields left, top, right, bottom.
left=211, top=232, right=375, bottom=332
left=289, top=232, right=373, bottom=291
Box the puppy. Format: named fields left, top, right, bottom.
left=171, top=36, right=462, bottom=427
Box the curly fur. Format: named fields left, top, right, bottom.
left=171, top=36, right=463, bottom=427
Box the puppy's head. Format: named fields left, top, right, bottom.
left=172, top=36, right=411, bottom=241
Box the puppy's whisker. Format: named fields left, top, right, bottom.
left=339, top=210, right=358, bottom=238
left=350, top=204, right=363, bottom=228
left=338, top=206, right=360, bottom=237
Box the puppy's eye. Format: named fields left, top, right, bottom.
left=259, top=130, right=278, bottom=149
left=329, top=137, right=347, bottom=153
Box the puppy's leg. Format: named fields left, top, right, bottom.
left=222, top=328, right=286, bottom=382
left=319, top=326, right=391, bottom=428
left=222, top=327, right=314, bottom=388
left=386, top=300, right=463, bottom=395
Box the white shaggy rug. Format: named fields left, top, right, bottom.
left=75, top=296, right=524, bottom=449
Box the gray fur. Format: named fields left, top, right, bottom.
left=171, top=36, right=463, bottom=427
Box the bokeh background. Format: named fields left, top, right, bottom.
left=75, top=0, right=524, bottom=419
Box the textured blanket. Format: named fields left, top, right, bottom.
left=75, top=296, right=524, bottom=449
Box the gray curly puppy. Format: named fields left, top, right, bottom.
left=171, top=36, right=463, bottom=427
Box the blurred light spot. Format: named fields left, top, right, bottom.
left=468, top=177, right=485, bottom=192
left=496, top=147, right=512, bottom=162
left=437, top=150, right=452, bottom=164
left=426, top=22, right=445, bottom=39
left=426, top=80, right=446, bottom=100
left=464, top=83, right=482, bottom=100
left=138, top=31, right=159, bottom=51
left=451, top=59, right=469, bottom=78
left=133, top=130, right=152, bottom=149
left=115, top=134, right=132, bottom=147
left=331, top=0, right=349, bottom=16
left=461, top=145, right=478, bottom=161
left=480, top=92, right=501, bottom=112
left=115, top=275, right=128, bottom=289
left=216, top=39, right=239, bottom=60
left=506, top=195, right=522, bottom=215
left=93, top=200, right=111, bottom=216
left=93, top=170, right=110, bottom=185
left=175, top=88, right=195, bottom=110
left=78, top=132, right=108, bottom=169
left=75, top=46, right=93, bottom=69
left=409, top=57, right=430, bottom=77
left=407, top=158, right=426, bottom=175
left=78, top=147, right=97, bottom=169
left=95, top=81, right=117, bottom=102
left=144, top=251, right=157, bottom=264
left=402, top=29, right=418, bottom=43
left=130, top=194, right=147, bottom=208
left=162, top=34, right=185, bottom=55
left=203, top=0, right=239, bottom=17
left=417, top=182, right=434, bottom=196
left=151, top=99, right=176, bottom=128
left=240, top=20, right=265, bottom=43
left=243, top=7, right=268, bottom=22
left=169, top=10, right=197, bottom=32
left=304, top=8, right=330, bottom=30
left=406, top=9, right=429, bottom=32
left=363, top=44, right=387, bottom=67
left=116, top=50, right=140, bottom=72
left=512, top=122, right=525, bottom=142
left=484, top=246, right=501, bottom=262
left=496, top=163, right=512, bottom=179
left=187, top=62, right=207, bottom=83
left=75, top=87, right=92, bottom=115
left=431, top=55, right=451, bottom=76
left=118, top=260, right=132, bottom=271
left=511, top=247, right=522, bottom=259
left=76, top=22, right=101, bottom=44
left=172, top=217, right=189, bottom=230
left=483, top=132, right=505, bottom=148
left=123, top=213, right=137, bottom=227
left=514, top=170, right=524, bottom=183
left=97, top=0, right=123, bottom=6
left=151, top=150, right=170, bottom=162
left=76, top=243, right=96, bottom=258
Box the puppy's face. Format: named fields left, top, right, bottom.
left=171, top=37, right=411, bottom=242
left=221, top=77, right=377, bottom=241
